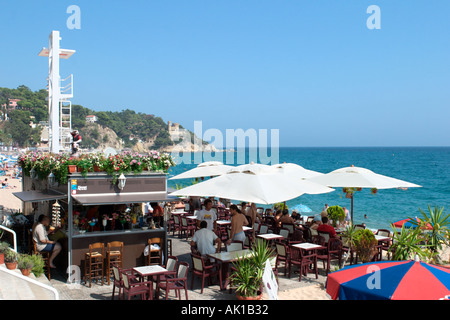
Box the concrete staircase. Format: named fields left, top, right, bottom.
left=0, top=264, right=59, bottom=300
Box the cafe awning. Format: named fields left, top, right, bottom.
left=13, top=190, right=67, bottom=203
left=71, top=192, right=178, bottom=206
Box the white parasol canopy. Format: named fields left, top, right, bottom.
left=169, top=161, right=234, bottom=180
left=308, top=165, right=422, bottom=222
left=308, top=166, right=422, bottom=189
left=272, top=163, right=324, bottom=179
left=171, top=163, right=334, bottom=204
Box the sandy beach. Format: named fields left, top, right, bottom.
left=0, top=169, right=22, bottom=212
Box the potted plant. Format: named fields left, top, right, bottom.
left=4, top=249, right=19, bottom=270
left=0, top=241, right=10, bottom=264
left=230, top=239, right=274, bottom=300
left=353, top=229, right=378, bottom=263
left=17, top=254, right=34, bottom=276
left=371, top=188, right=378, bottom=195
left=327, top=205, right=345, bottom=227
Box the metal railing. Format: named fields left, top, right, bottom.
left=0, top=225, right=59, bottom=300
left=0, top=225, right=17, bottom=252
left=0, top=265, right=59, bottom=300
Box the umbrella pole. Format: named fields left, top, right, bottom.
left=351, top=195, right=354, bottom=224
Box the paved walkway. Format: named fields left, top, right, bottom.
left=48, top=234, right=329, bottom=300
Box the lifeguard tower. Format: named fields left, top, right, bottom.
left=38, top=30, right=76, bottom=153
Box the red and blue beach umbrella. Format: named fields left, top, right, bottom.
left=326, top=260, right=450, bottom=300
left=392, top=217, right=432, bottom=230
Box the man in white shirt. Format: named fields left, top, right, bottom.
left=196, top=199, right=217, bottom=232
left=191, top=220, right=221, bottom=256
left=32, top=215, right=61, bottom=268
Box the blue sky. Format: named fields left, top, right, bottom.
left=1, top=1, right=449, bottom=147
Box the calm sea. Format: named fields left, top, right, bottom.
left=167, top=147, right=450, bottom=230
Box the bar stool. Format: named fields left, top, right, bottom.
left=106, top=241, right=123, bottom=285
left=148, top=238, right=162, bottom=265
left=33, top=240, right=51, bottom=280
left=84, top=242, right=105, bottom=287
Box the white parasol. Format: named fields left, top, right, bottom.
left=171, top=162, right=334, bottom=204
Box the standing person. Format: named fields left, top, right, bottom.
left=343, top=207, right=351, bottom=226
left=191, top=220, right=221, bottom=257
left=196, top=199, right=217, bottom=232
left=32, top=215, right=62, bottom=268
left=245, top=203, right=262, bottom=228
left=150, top=202, right=164, bottom=227
left=227, top=205, right=249, bottom=244
left=70, top=130, right=82, bottom=156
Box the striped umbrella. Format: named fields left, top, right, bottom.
left=326, top=260, right=450, bottom=300
left=392, top=217, right=432, bottom=230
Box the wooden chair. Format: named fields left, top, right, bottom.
left=180, top=216, right=196, bottom=240
left=316, top=237, right=343, bottom=275
left=253, top=222, right=260, bottom=234
left=111, top=266, right=135, bottom=300
left=281, top=223, right=295, bottom=238
left=226, top=241, right=244, bottom=252
left=106, top=241, right=123, bottom=285
left=376, top=229, right=392, bottom=260
left=166, top=214, right=175, bottom=233
left=288, top=245, right=318, bottom=282
left=275, top=242, right=291, bottom=276
left=258, top=224, right=269, bottom=234
left=172, top=215, right=182, bottom=237
left=318, top=231, right=331, bottom=244
left=121, top=269, right=153, bottom=300
left=190, top=254, right=219, bottom=294
left=147, top=238, right=163, bottom=265
left=167, top=238, right=173, bottom=257
left=216, top=226, right=229, bottom=244
left=84, top=242, right=105, bottom=287
left=32, top=240, right=51, bottom=280
left=158, top=262, right=189, bottom=300
left=278, top=228, right=290, bottom=242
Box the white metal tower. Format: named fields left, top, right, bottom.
left=38, top=30, right=76, bottom=154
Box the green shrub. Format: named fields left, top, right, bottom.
left=29, top=254, right=45, bottom=277
left=327, top=205, right=345, bottom=226
left=354, top=229, right=377, bottom=263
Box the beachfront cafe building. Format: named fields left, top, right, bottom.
left=14, top=153, right=177, bottom=281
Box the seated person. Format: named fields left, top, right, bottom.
left=190, top=220, right=221, bottom=257
left=279, top=209, right=295, bottom=225
left=273, top=209, right=283, bottom=226
left=32, top=215, right=62, bottom=268
left=317, top=216, right=337, bottom=238
left=310, top=219, right=322, bottom=230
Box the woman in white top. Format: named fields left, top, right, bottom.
left=32, top=215, right=62, bottom=268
